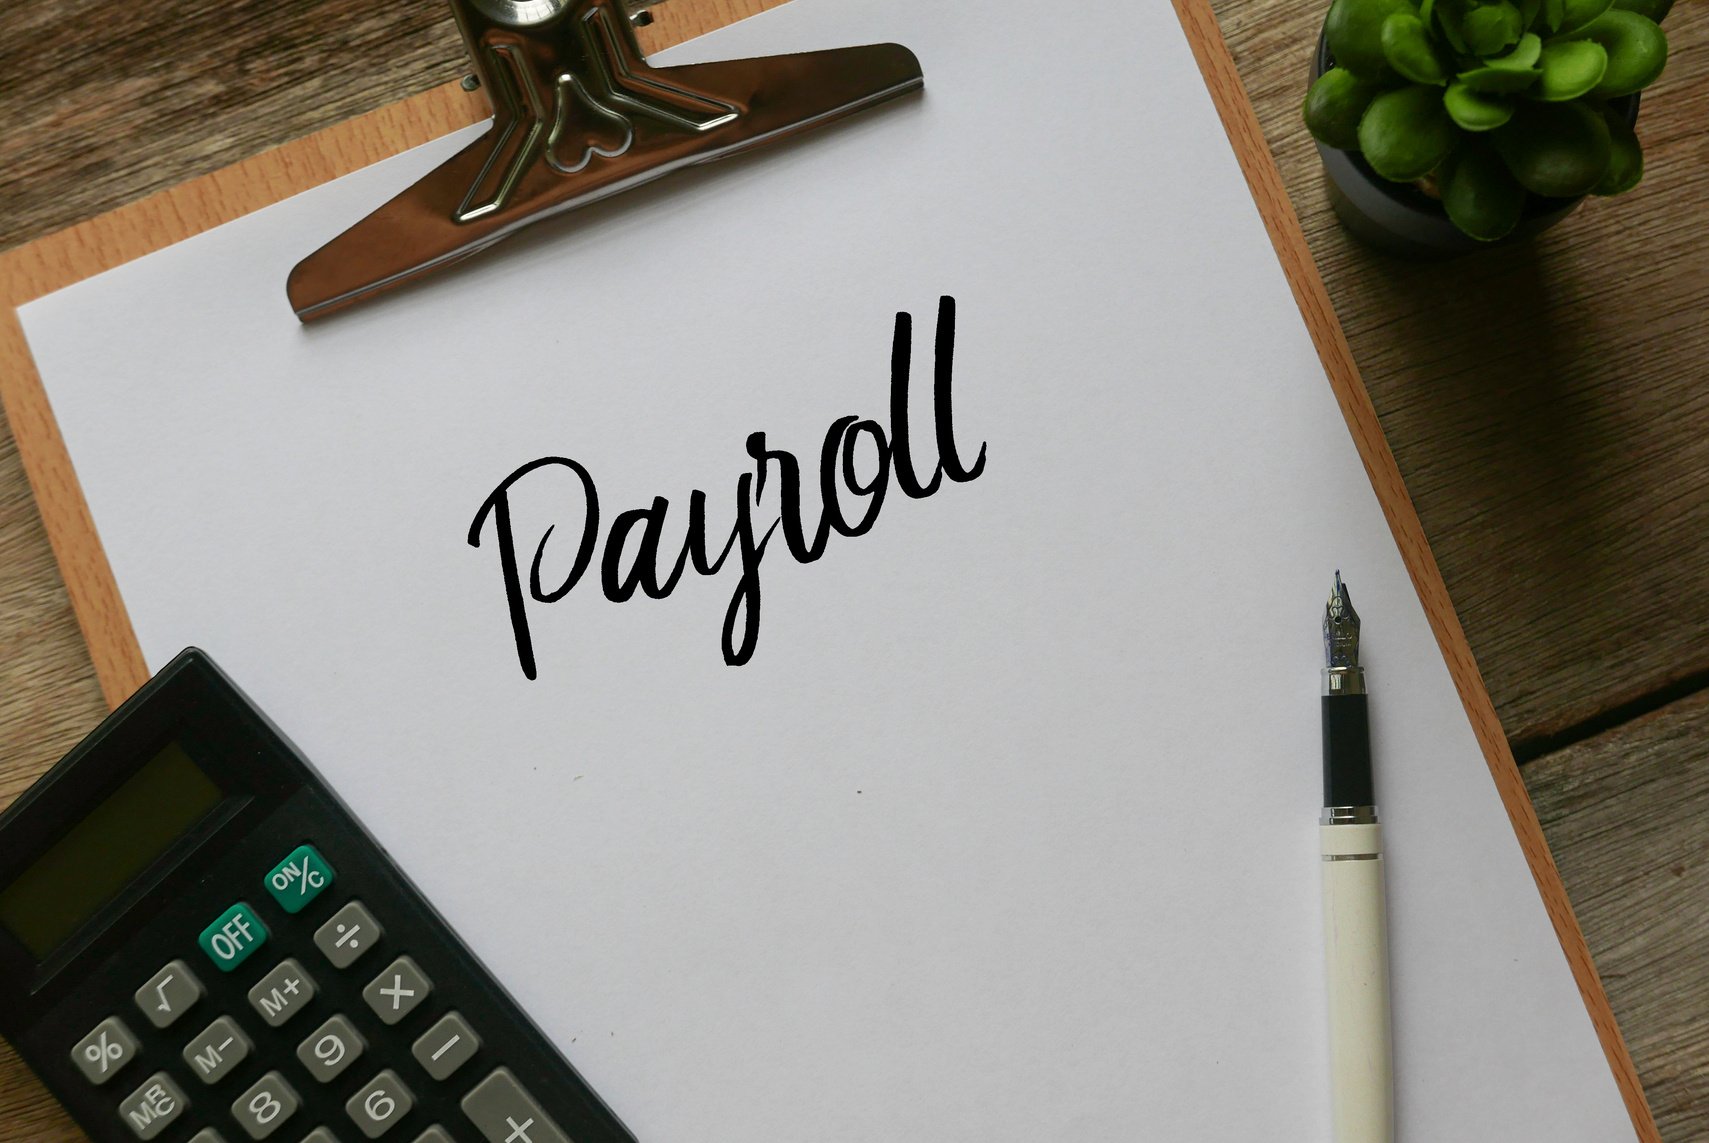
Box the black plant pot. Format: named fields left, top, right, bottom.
left=1312, top=29, right=1640, bottom=259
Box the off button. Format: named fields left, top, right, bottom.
left=197, top=902, right=269, bottom=972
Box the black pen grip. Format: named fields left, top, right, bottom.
left=1322, top=694, right=1374, bottom=808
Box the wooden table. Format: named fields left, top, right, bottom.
left=2, top=0, right=1705, bottom=1138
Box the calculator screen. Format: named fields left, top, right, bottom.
left=0, top=742, right=223, bottom=960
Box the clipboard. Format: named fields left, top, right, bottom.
left=0, top=0, right=1658, bottom=1136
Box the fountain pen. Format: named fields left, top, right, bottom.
left=1320, top=572, right=1394, bottom=1143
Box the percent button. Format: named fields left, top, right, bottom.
left=265, top=844, right=336, bottom=914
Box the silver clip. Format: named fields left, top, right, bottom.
left=287, top=0, right=923, bottom=321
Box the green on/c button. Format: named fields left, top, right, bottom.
left=265, top=844, right=335, bottom=914
left=198, top=903, right=267, bottom=971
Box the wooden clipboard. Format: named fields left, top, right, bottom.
left=0, top=1, right=1659, bottom=1136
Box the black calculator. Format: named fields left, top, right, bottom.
left=0, top=648, right=636, bottom=1143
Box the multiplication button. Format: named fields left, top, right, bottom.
left=362, top=956, right=431, bottom=1025
left=70, top=1016, right=138, bottom=1085
left=460, top=1068, right=570, bottom=1143
left=117, top=1071, right=188, bottom=1140
left=134, top=959, right=204, bottom=1028
left=315, top=900, right=381, bottom=969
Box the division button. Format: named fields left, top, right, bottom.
left=70, top=1015, right=138, bottom=1085
left=362, top=956, right=431, bottom=1025
left=134, top=959, right=204, bottom=1029
left=346, top=1068, right=415, bottom=1139
left=411, top=1012, right=480, bottom=1082
left=459, top=1068, right=570, bottom=1143
left=117, top=1071, right=188, bottom=1140
left=198, top=902, right=269, bottom=972
left=181, top=1015, right=253, bottom=1085
left=265, top=844, right=337, bottom=914
left=248, top=958, right=318, bottom=1027
left=298, top=1013, right=367, bottom=1083
left=231, top=1070, right=300, bottom=1140
left=315, top=900, right=382, bottom=969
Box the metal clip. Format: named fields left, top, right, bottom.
left=287, top=0, right=923, bottom=321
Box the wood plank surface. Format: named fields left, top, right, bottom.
left=0, top=0, right=1703, bottom=1138
left=1208, top=0, right=1709, bottom=752
left=1526, top=691, right=1709, bottom=1143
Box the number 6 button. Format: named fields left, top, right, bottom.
left=346, top=1068, right=414, bottom=1139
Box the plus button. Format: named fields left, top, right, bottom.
left=380, top=974, right=415, bottom=1010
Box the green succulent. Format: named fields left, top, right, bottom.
left=1304, top=0, right=1670, bottom=240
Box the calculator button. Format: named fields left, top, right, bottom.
left=182, top=1015, right=253, bottom=1084
left=362, top=956, right=431, bottom=1025
left=266, top=844, right=337, bottom=914
left=189, top=1129, right=229, bottom=1143
left=298, top=1014, right=366, bottom=1083
left=135, top=958, right=204, bottom=1028
left=70, top=1015, right=138, bottom=1085
left=410, top=1012, right=480, bottom=1082
left=118, top=1071, right=188, bottom=1140
left=411, top=1128, right=455, bottom=1143
left=346, top=1069, right=415, bottom=1139
left=300, top=1131, right=342, bottom=1143
left=315, top=901, right=382, bottom=969
left=459, top=1068, right=569, bottom=1143
left=199, top=902, right=269, bottom=971
left=248, top=958, right=318, bottom=1027
left=233, top=1071, right=301, bottom=1139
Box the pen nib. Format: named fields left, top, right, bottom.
left=1324, top=571, right=1361, bottom=669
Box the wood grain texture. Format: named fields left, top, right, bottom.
left=0, top=0, right=1699, bottom=1138
left=1528, top=689, right=1709, bottom=1142
left=1207, top=0, right=1709, bottom=750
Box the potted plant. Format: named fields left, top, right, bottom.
left=1303, top=0, right=1671, bottom=255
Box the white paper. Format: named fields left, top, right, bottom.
left=20, top=1, right=1632, bottom=1138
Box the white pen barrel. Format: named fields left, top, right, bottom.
left=1321, top=821, right=1393, bottom=1143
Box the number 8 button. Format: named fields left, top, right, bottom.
left=346, top=1068, right=414, bottom=1139
left=231, top=1071, right=299, bottom=1140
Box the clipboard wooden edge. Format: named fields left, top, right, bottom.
left=0, top=2, right=1659, bottom=1136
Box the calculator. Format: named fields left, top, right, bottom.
left=0, top=648, right=636, bottom=1143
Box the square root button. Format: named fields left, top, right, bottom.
left=134, top=959, right=204, bottom=1029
